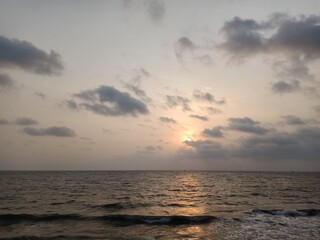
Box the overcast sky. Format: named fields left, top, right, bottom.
left=0, top=0, right=320, bottom=170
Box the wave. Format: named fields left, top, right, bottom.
left=250, top=209, right=320, bottom=217
left=0, top=213, right=216, bottom=226
left=100, top=214, right=216, bottom=225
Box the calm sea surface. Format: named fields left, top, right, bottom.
left=0, top=171, right=319, bottom=239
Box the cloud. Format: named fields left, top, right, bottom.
left=0, top=118, right=10, bottom=125
left=189, top=114, right=209, bottom=121
left=14, top=117, right=38, bottom=126
left=145, top=0, right=166, bottom=24
left=193, top=89, right=226, bottom=105
left=125, top=82, right=152, bottom=103
left=205, top=107, right=222, bottom=115
left=73, top=85, right=149, bottom=117
left=64, top=99, right=80, bottom=111
left=0, top=73, right=15, bottom=90
left=196, top=54, right=214, bottom=66
left=271, top=80, right=301, bottom=94
left=218, top=14, right=320, bottom=95
left=184, top=127, right=320, bottom=162
left=166, top=95, right=191, bottom=111
left=314, top=105, right=320, bottom=113
left=139, top=144, right=163, bottom=154
left=236, top=127, right=320, bottom=161
left=34, top=92, right=46, bottom=100
left=228, top=117, right=269, bottom=135
left=159, top=116, right=176, bottom=124
left=0, top=35, right=63, bottom=75
left=282, top=115, right=305, bottom=125
left=0, top=117, right=38, bottom=126
left=23, top=126, right=76, bottom=137
left=183, top=140, right=226, bottom=159
left=202, top=126, right=224, bottom=138
left=174, top=37, right=196, bottom=66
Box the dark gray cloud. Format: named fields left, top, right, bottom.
left=0, top=118, right=10, bottom=125
left=184, top=127, right=320, bottom=162
left=183, top=140, right=226, bottom=159
left=228, top=117, right=269, bottom=135
left=145, top=0, right=166, bottom=24
left=271, top=80, right=301, bottom=94
left=193, top=89, right=226, bottom=105
left=282, top=115, right=305, bottom=125
left=0, top=73, right=15, bottom=89
left=23, top=126, right=76, bottom=137
left=189, top=114, right=209, bottom=121
left=73, top=85, right=149, bottom=117
left=219, top=14, right=320, bottom=95
left=0, top=35, right=63, bottom=75
left=166, top=95, right=191, bottom=111
left=219, top=14, right=320, bottom=60
left=159, top=116, right=176, bottom=124
left=236, top=127, right=320, bottom=161
left=218, top=16, right=265, bottom=59
left=14, top=117, right=38, bottom=126
left=202, top=126, right=224, bottom=138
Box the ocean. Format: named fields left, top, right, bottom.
left=0, top=171, right=319, bottom=239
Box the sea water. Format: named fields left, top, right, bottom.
left=0, top=171, right=319, bottom=239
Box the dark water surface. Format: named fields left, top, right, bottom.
left=0, top=171, right=319, bottom=239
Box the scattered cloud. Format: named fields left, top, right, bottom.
left=159, top=116, right=176, bottom=124
left=271, top=80, right=301, bottom=94
left=175, top=37, right=196, bottom=66
left=34, top=92, right=46, bottom=100
left=282, top=115, right=305, bottom=125
left=0, top=118, right=10, bottom=125
left=189, top=114, right=209, bottom=121
left=202, top=126, right=224, bottom=138
left=0, top=35, right=63, bottom=75
left=166, top=95, right=191, bottom=111
left=196, top=54, right=214, bottom=66
left=0, top=117, right=38, bottom=126
left=139, top=144, right=163, bottom=154
left=73, top=85, right=149, bottom=117
left=193, top=89, right=226, bottom=105
left=0, top=73, right=15, bottom=90
left=23, top=126, right=76, bottom=137
left=64, top=99, right=80, bottom=111
left=218, top=14, right=320, bottom=96
left=228, top=117, right=269, bottom=135
left=145, top=0, right=166, bottom=24
left=205, top=107, right=222, bottom=115
left=14, top=117, right=38, bottom=126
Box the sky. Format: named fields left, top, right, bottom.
left=0, top=0, right=320, bottom=171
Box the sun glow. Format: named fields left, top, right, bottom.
left=182, top=130, right=194, bottom=143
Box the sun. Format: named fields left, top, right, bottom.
left=183, top=136, right=193, bottom=142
